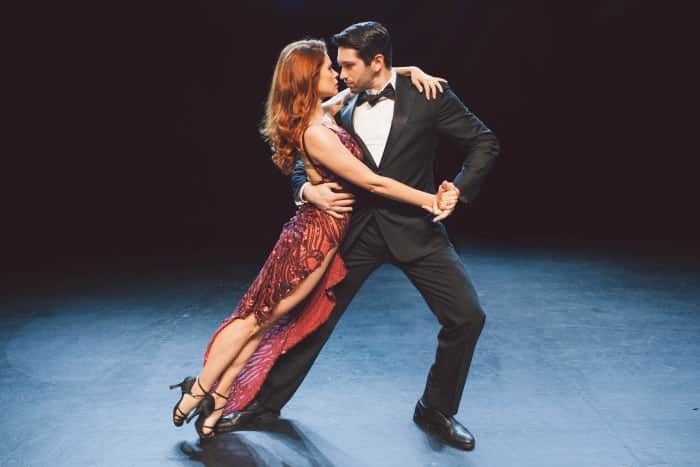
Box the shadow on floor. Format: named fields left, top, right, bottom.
left=176, top=418, right=348, bottom=467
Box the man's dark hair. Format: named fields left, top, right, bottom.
left=332, top=21, right=392, bottom=68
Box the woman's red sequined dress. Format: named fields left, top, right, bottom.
left=203, top=122, right=362, bottom=415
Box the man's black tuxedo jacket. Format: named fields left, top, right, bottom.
left=291, top=74, right=500, bottom=263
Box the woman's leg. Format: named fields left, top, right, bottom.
left=217, top=334, right=264, bottom=392
left=189, top=247, right=339, bottom=434
left=173, top=311, right=260, bottom=419
left=196, top=333, right=263, bottom=432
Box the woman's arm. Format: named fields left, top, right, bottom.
left=303, top=125, right=437, bottom=211
left=321, top=88, right=351, bottom=115
left=394, top=66, right=447, bottom=99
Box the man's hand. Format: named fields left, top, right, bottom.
left=433, top=180, right=460, bottom=222
left=303, top=182, right=355, bottom=219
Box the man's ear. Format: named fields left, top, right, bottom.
left=371, top=54, right=385, bottom=72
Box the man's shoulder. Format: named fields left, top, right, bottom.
left=396, top=74, right=455, bottom=103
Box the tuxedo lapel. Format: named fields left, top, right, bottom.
left=338, top=95, right=355, bottom=131
left=339, top=95, right=378, bottom=171
left=379, top=76, right=417, bottom=169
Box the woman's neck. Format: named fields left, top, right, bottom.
left=309, top=102, right=324, bottom=125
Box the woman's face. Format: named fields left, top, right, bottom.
left=317, top=54, right=339, bottom=98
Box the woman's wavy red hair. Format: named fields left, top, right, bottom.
left=261, top=39, right=326, bottom=175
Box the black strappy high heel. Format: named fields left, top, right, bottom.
left=193, top=390, right=229, bottom=440
left=169, top=377, right=208, bottom=427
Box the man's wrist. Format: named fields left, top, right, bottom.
left=295, top=181, right=310, bottom=206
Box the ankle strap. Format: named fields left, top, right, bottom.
left=191, top=377, right=209, bottom=398
left=213, top=390, right=229, bottom=400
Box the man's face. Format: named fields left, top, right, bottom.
left=336, top=47, right=374, bottom=93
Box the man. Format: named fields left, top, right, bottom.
left=218, top=22, right=499, bottom=451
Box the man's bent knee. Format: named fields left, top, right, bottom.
left=453, top=303, right=486, bottom=332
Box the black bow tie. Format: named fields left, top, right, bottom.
left=356, top=84, right=395, bottom=107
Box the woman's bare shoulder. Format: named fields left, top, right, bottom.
left=303, top=123, right=338, bottom=148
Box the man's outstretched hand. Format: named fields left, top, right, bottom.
left=303, top=182, right=355, bottom=219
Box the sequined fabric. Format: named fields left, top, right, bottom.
left=202, top=122, right=363, bottom=414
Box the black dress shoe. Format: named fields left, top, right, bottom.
left=214, top=401, right=280, bottom=433
left=413, top=398, right=475, bottom=451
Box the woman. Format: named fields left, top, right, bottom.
left=170, top=39, right=457, bottom=440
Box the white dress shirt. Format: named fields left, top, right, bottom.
left=353, top=71, right=397, bottom=167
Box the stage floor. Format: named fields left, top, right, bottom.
left=2, top=240, right=699, bottom=466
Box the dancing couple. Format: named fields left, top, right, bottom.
left=170, top=21, right=499, bottom=451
